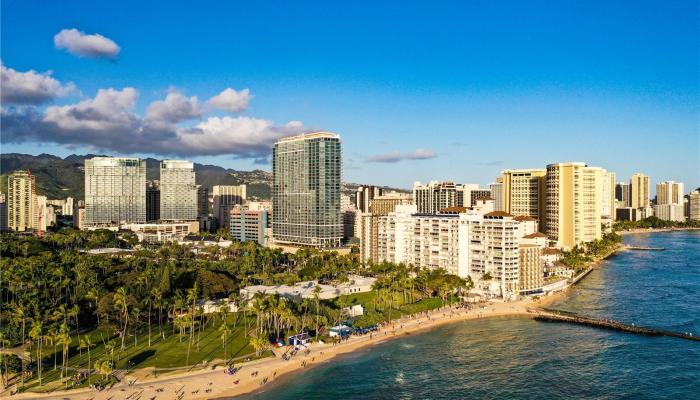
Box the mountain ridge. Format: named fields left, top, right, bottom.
left=0, top=153, right=408, bottom=200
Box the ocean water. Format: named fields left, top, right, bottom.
left=239, top=232, right=700, bottom=399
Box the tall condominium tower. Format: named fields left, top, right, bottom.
left=146, top=181, right=160, bottom=222
left=615, top=182, right=631, bottom=207
left=488, top=181, right=503, bottom=211
left=690, top=190, right=700, bottom=221
left=413, top=181, right=480, bottom=213
left=7, top=170, right=38, bottom=232
left=160, top=160, right=197, bottom=221
left=501, top=169, right=546, bottom=229
left=355, top=186, right=383, bottom=213
left=212, top=185, right=246, bottom=229
left=545, top=162, right=602, bottom=249
left=601, top=170, right=616, bottom=221
left=196, top=185, right=209, bottom=217
left=656, top=181, right=684, bottom=205
left=630, top=173, right=650, bottom=209
left=272, top=131, right=342, bottom=247
left=84, top=157, right=146, bottom=226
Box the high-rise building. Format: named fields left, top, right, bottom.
left=7, top=170, right=38, bottom=232
left=376, top=207, right=522, bottom=300
left=545, top=162, right=602, bottom=249
left=489, top=181, right=503, bottom=211
left=229, top=205, right=268, bottom=245
left=196, top=185, right=209, bottom=217
left=355, top=186, right=383, bottom=213
left=413, top=181, right=459, bottom=214
left=465, top=211, right=521, bottom=300
left=413, top=181, right=485, bottom=213
left=653, top=204, right=685, bottom=222
left=62, top=197, right=74, bottom=217
left=630, top=173, right=650, bottom=209
left=356, top=192, right=414, bottom=262
left=212, top=185, right=246, bottom=229
left=615, top=182, right=631, bottom=208
left=160, top=160, right=197, bottom=221
left=689, top=190, right=700, bottom=221
left=272, top=132, right=342, bottom=247
left=601, top=170, right=616, bottom=223
left=519, top=245, right=544, bottom=294
left=501, top=169, right=546, bottom=229
left=85, top=157, right=146, bottom=226
left=146, top=181, right=160, bottom=222
left=0, top=194, right=7, bottom=232
left=656, top=181, right=684, bottom=206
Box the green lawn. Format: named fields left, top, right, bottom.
left=333, top=291, right=445, bottom=328
left=21, top=313, right=266, bottom=392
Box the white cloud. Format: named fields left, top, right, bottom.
left=367, top=148, right=438, bottom=163
left=54, top=28, right=120, bottom=58
left=1, top=62, right=75, bottom=105
left=2, top=86, right=305, bottom=159
left=207, top=88, right=252, bottom=112
left=145, top=91, right=200, bottom=127
left=43, top=87, right=139, bottom=132
left=177, top=117, right=303, bottom=158
left=405, top=148, right=437, bottom=160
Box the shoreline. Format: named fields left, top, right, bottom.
left=13, top=228, right=678, bottom=399
left=618, top=227, right=700, bottom=236
left=13, top=300, right=536, bottom=400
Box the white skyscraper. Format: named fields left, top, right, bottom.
left=160, top=160, right=197, bottom=221
left=85, top=157, right=146, bottom=226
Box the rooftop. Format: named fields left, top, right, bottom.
left=277, top=131, right=339, bottom=142
left=523, top=232, right=547, bottom=238
left=514, top=215, right=537, bottom=222
left=484, top=211, right=513, bottom=218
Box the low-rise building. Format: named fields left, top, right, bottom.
left=229, top=205, right=268, bottom=245
left=240, top=275, right=377, bottom=302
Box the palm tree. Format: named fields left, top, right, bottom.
left=78, top=335, right=94, bottom=385
left=113, top=287, right=130, bottom=350
left=250, top=334, right=268, bottom=357
left=58, top=323, right=71, bottom=379
left=29, top=319, right=45, bottom=386
left=185, top=283, right=199, bottom=365
left=313, top=285, right=322, bottom=337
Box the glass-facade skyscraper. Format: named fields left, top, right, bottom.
left=160, top=160, right=197, bottom=221
left=85, top=157, right=146, bottom=226
left=272, top=132, right=342, bottom=247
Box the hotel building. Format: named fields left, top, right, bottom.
left=160, top=160, right=197, bottom=221
left=84, top=157, right=146, bottom=226
left=500, top=168, right=546, bottom=229
left=272, top=132, right=342, bottom=248
left=630, top=173, right=650, bottom=209
left=212, top=185, right=246, bottom=229
left=355, top=186, right=383, bottom=213
left=545, top=162, right=602, bottom=249
left=7, top=170, right=38, bottom=232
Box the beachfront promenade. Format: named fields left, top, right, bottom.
left=12, top=300, right=533, bottom=400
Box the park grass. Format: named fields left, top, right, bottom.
left=21, top=312, right=268, bottom=392
left=334, top=291, right=446, bottom=327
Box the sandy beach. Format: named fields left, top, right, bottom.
left=12, top=298, right=543, bottom=400
left=11, top=234, right=648, bottom=400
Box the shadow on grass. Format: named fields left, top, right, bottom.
left=128, top=349, right=156, bottom=368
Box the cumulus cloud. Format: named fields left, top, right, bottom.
left=1, top=62, right=75, bottom=105
left=1, top=87, right=305, bottom=159
left=208, top=88, right=251, bottom=112
left=367, top=148, right=438, bottom=163
left=145, top=90, right=200, bottom=128
left=54, top=28, right=120, bottom=58
left=178, top=118, right=303, bottom=158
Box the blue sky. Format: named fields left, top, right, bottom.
left=1, top=0, right=698, bottom=190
